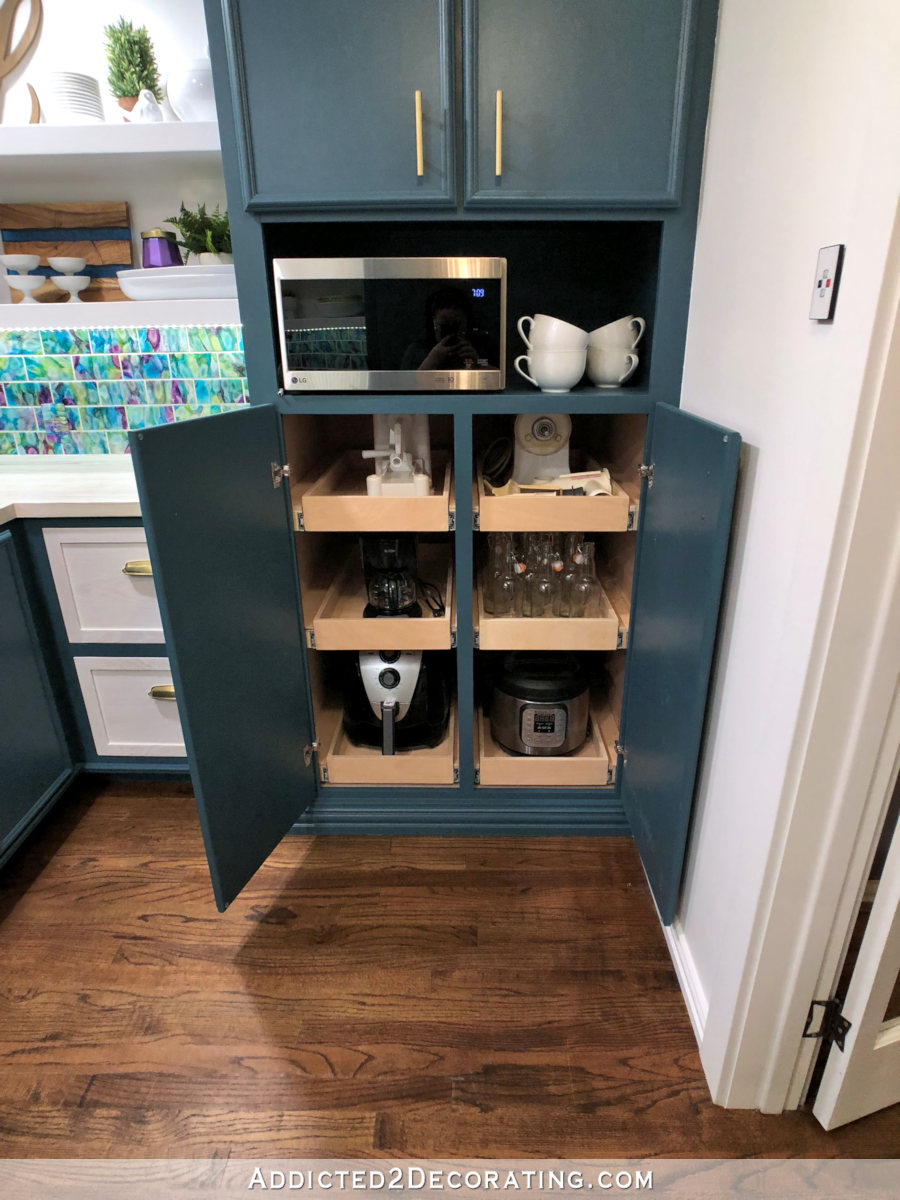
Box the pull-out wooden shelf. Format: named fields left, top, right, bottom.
left=475, top=465, right=634, bottom=532
left=474, top=579, right=622, bottom=650
left=293, top=452, right=454, bottom=532
left=308, top=543, right=455, bottom=650
left=321, top=702, right=457, bottom=786
left=477, top=698, right=617, bottom=788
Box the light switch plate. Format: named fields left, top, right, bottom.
left=810, top=244, right=844, bottom=320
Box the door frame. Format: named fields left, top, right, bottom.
left=708, top=207, right=900, bottom=1113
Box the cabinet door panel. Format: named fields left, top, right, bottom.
left=223, top=0, right=456, bottom=210
left=465, top=0, right=696, bottom=207
left=621, top=403, right=740, bottom=924
left=130, top=406, right=316, bottom=911
left=0, top=529, right=72, bottom=864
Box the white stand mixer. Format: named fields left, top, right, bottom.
left=512, top=413, right=572, bottom=486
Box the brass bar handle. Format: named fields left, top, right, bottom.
left=148, top=684, right=176, bottom=702
left=495, top=89, right=503, bottom=177
left=123, top=560, right=153, bottom=577
left=415, top=89, right=424, bottom=177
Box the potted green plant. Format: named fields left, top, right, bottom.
left=164, top=202, right=233, bottom=264
left=103, top=18, right=162, bottom=114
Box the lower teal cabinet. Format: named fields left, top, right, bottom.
left=0, top=527, right=74, bottom=867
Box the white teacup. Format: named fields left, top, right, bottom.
left=514, top=347, right=586, bottom=393
left=586, top=345, right=639, bottom=388
left=589, top=315, right=646, bottom=350
left=518, top=313, right=589, bottom=352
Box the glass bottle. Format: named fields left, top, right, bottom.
left=493, top=540, right=519, bottom=617
left=554, top=533, right=582, bottom=617
left=569, top=540, right=600, bottom=618
left=482, top=532, right=505, bottom=614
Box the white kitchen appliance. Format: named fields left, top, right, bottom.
left=512, top=413, right=572, bottom=486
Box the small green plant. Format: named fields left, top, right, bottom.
left=164, top=202, right=232, bottom=258
left=104, top=17, right=162, bottom=101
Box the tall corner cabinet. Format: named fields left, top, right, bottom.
left=129, top=0, right=738, bottom=924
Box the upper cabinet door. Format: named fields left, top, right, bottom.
left=464, top=0, right=699, bottom=208
left=130, top=406, right=317, bottom=911
left=621, top=403, right=740, bottom=925
left=221, top=0, right=456, bottom=211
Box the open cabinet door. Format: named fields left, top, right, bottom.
left=814, top=777, right=900, bottom=1129
left=130, top=405, right=316, bottom=911
left=620, top=403, right=740, bottom=925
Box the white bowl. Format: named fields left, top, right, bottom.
left=117, top=266, right=237, bottom=300
left=47, top=256, right=87, bottom=274
left=0, top=253, right=40, bottom=273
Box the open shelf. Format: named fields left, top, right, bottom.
left=0, top=122, right=221, bottom=182
left=292, top=451, right=454, bottom=532
left=475, top=576, right=621, bottom=650
left=0, top=298, right=241, bottom=330
left=306, top=542, right=455, bottom=650
left=321, top=700, right=458, bottom=786
left=477, top=696, right=617, bottom=788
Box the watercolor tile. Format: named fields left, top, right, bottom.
left=89, top=327, right=141, bottom=354
left=141, top=378, right=189, bottom=404
left=192, top=379, right=222, bottom=404
left=193, top=325, right=242, bottom=353
left=80, top=405, right=127, bottom=431
left=89, top=354, right=124, bottom=380
left=0, top=407, right=37, bottom=431
left=40, top=328, right=92, bottom=355
left=173, top=403, right=223, bottom=421
left=72, top=354, right=96, bottom=380
left=97, top=379, right=145, bottom=406
left=42, top=432, right=77, bottom=454
left=0, top=330, right=42, bottom=354
left=139, top=326, right=190, bottom=353
left=107, top=432, right=131, bottom=454
left=71, top=432, right=109, bottom=454
left=214, top=351, right=246, bottom=378
left=1, top=380, right=43, bottom=405
left=15, top=432, right=44, bottom=454
left=124, top=405, right=174, bottom=429
left=0, top=431, right=18, bottom=453
left=46, top=380, right=100, bottom=406
left=0, top=356, right=26, bottom=381
left=170, top=352, right=213, bottom=379
left=23, top=354, right=75, bottom=381
left=39, top=402, right=80, bottom=433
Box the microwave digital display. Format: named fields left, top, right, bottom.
left=273, top=257, right=506, bottom=392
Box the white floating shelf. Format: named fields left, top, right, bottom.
left=0, top=297, right=241, bottom=329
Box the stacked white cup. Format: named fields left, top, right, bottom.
left=514, top=314, right=588, bottom=393
left=587, top=316, right=645, bottom=388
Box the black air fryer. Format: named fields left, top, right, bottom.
left=343, top=650, right=450, bottom=755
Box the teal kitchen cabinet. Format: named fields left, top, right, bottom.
left=210, top=0, right=710, bottom=213
left=0, top=526, right=73, bottom=868
left=130, top=401, right=739, bottom=921
left=217, top=0, right=457, bottom=211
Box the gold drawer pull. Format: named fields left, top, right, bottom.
left=123, top=559, right=153, bottom=577
left=148, top=684, right=176, bottom=702
left=495, top=89, right=503, bottom=177
left=414, top=89, right=424, bottom=176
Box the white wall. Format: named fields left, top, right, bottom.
left=677, top=0, right=900, bottom=1104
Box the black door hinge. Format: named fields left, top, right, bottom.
left=803, top=997, right=851, bottom=1052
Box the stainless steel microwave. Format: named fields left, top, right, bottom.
left=273, top=256, right=506, bottom=391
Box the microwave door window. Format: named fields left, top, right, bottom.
left=282, top=279, right=370, bottom=372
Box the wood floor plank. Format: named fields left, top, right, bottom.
left=1, top=778, right=897, bottom=1158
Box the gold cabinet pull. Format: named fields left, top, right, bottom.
left=148, top=684, right=176, bottom=701
left=414, top=89, right=424, bottom=177
left=123, top=559, right=153, bottom=577
left=495, top=89, right=503, bottom=177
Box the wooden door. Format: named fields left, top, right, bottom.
left=219, top=0, right=456, bottom=210
left=465, top=0, right=701, bottom=207
left=620, top=403, right=740, bottom=924
left=129, top=405, right=317, bottom=911
left=814, top=771, right=900, bottom=1128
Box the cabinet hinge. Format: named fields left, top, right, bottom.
left=272, top=461, right=292, bottom=488
left=803, top=997, right=851, bottom=1052
left=615, top=739, right=628, bottom=764
left=639, top=463, right=654, bottom=488
left=303, top=740, right=320, bottom=768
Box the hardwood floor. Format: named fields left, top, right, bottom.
left=0, top=777, right=897, bottom=1158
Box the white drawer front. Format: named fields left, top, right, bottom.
left=43, top=527, right=163, bottom=643
left=75, top=657, right=186, bottom=757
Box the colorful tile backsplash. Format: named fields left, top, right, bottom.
left=0, top=325, right=247, bottom=454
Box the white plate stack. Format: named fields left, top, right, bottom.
left=41, top=73, right=104, bottom=124
left=117, top=264, right=238, bottom=300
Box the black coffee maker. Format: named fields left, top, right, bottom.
left=361, top=534, right=421, bottom=618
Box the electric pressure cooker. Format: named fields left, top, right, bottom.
left=490, top=651, right=590, bottom=756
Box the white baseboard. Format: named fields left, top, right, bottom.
left=663, top=918, right=709, bottom=1046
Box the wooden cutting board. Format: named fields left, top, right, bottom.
left=0, top=201, right=134, bottom=303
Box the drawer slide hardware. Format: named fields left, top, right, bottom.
left=803, top=997, right=851, bottom=1052
left=639, top=463, right=654, bottom=488
left=271, top=461, right=292, bottom=488
left=303, top=741, right=320, bottom=768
